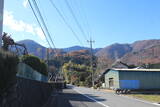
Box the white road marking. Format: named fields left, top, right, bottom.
left=70, top=85, right=160, bottom=107
left=73, top=88, right=110, bottom=107
left=153, top=103, right=160, bottom=106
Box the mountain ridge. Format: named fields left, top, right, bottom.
left=16, top=39, right=101, bottom=58
left=17, top=39, right=160, bottom=68
left=96, top=39, right=160, bottom=69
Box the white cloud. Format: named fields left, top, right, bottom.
left=25, top=24, right=34, bottom=34
left=35, top=27, right=45, bottom=40
left=3, top=10, right=45, bottom=40
left=23, top=0, right=28, bottom=8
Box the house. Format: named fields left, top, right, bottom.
left=104, top=68, right=160, bottom=90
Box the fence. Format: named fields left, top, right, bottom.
left=17, top=63, right=48, bottom=82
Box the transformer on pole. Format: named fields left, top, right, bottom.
left=0, top=0, right=4, bottom=47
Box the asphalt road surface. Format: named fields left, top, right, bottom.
left=55, top=85, right=160, bottom=107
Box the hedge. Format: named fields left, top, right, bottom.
left=0, top=49, right=19, bottom=93
left=21, top=55, right=48, bottom=76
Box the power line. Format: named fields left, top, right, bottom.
left=36, top=0, right=48, bottom=26
left=49, top=0, right=84, bottom=46
left=70, top=0, right=89, bottom=37
left=33, top=0, right=61, bottom=57
left=29, top=0, right=61, bottom=80
left=75, top=0, right=92, bottom=38
left=28, top=0, right=52, bottom=48
left=65, top=0, right=88, bottom=41
left=32, top=0, right=57, bottom=50
left=29, top=0, right=59, bottom=58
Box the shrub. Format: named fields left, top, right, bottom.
left=0, top=49, right=19, bottom=93
left=79, top=82, right=85, bottom=86
left=40, top=61, right=48, bottom=76
left=21, top=55, right=48, bottom=76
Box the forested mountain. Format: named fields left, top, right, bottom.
left=62, top=46, right=89, bottom=52
left=96, top=39, right=160, bottom=70
left=17, top=39, right=160, bottom=69
left=17, top=39, right=100, bottom=58
left=17, top=40, right=46, bottom=58
left=121, top=45, right=160, bottom=65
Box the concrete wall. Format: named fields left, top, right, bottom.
left=119, top=71, right=160, bottom=89
left=105, top=70, right=120, bottom=89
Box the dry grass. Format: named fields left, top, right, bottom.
left=127, top=94, right=160, bottom=102
left=100, top=89, right=115, bottom=93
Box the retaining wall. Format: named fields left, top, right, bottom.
left=0, top=77, right=62, bottom=107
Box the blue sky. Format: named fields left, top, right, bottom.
left=3, top=0, right=160, bottom=48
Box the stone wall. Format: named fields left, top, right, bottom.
left=17, top=77, right=55, bottom=107
left=0, top=77, right=57, bottom=107
left=0, top=62, right=64, bottom=107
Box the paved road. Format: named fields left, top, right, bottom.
left=71, top=85, right=160, bottom=107
left=55, top=87, right=104, bottom=107
left=55, top=85, right=160, bottom=107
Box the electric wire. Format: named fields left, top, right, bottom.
left=28, top=0, right=52, bottom=49
left=29, top=0, right=59, bottom=56
left=36, top=0, right=48, bottom=26
left=70, top=0, right=89, bottom=37
left=49, top=0, right=84, bottom=47
left=73, top=0, right=92, bottom=38
left=32, top=0, right=56, bottom=49
left=31, top=0, right=59, bottom=55
left=34, top=0, right=62, bottom=77
left=64, top=0, right=88, bottom=41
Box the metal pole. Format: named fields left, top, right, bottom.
left=0, top=0, right=4, bottom=47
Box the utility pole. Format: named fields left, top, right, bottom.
left=0, top=0, right=4, bottom=47
left=87, top=38, right=95, bottom=87
left=46, top=48, right=50, bottom=78
left=41, top=48, right=44, bottom=60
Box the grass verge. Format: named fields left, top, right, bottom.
left=127, top=94, right=160, bottom=102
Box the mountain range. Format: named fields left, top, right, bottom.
left=96, top=39, right=160, bottom=68
left=17, top=39, right=160, bottom=67
left=17, top=39, right=101, bottom=58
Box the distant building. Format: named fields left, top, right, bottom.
left=104, top=68, right=160, bottom=90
